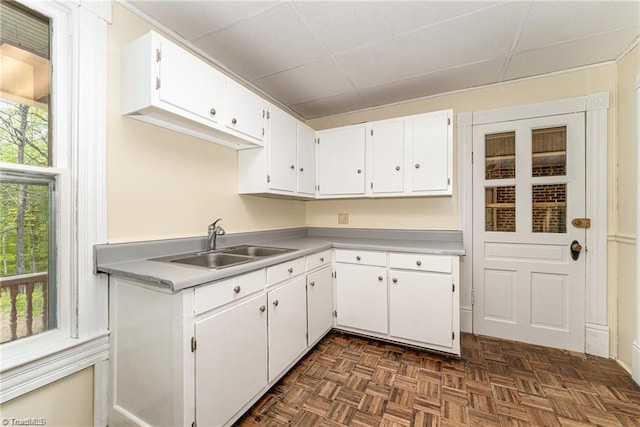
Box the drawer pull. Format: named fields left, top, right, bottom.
left=310, top=281, right=315, bottom=287
left=378, top=276, right=383, bottom=281
left=231, top=117, right=237, bottom=125
left=288, top=267, right=294, bottom=274
left=320, top=257, right=325, bottom=262
left=233, top=285, right=241, bottom=294
left=356, top=256, right=361, bottom=261
left=272, top=300, right=279, bottom=307
left=392, top=278, right=398, bottom=284
left=210, top=108, right=217, bottom=116
left=416, top=260, right=422, bottom=266
left=259, top=305, right=266, bottom=312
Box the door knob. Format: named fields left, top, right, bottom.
left=570, top=240, right=582, bottom=261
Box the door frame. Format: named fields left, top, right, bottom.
left=457, top=93, right=609, bottom=357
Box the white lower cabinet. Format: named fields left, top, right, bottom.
left=268, top=276, right=308, bottom=382
left=335, top=262, right=388, bottom=334
left=389, top=270, right=453, bottom=348
left=195, top=293, right=268, bottom=427
left=307, top=265, right=334, bottom=345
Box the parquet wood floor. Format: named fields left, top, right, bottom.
left=235, top=331, right=640, bottom=426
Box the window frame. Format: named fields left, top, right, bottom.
left=0, top=0, right=109, bottom=404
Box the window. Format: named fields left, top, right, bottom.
left=0, top=0, right=109, bottom=404
left=0, top=1, right=55, bottom=344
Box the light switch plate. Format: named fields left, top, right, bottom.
left=338, top=213, right=349, bottom=224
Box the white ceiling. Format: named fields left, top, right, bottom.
left=127, top=1, right=639, bottom=120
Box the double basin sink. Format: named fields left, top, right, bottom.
left=152, top=245, right=295, bottom=269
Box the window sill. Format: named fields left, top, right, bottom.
left=0, top=331, right=109, bottom=403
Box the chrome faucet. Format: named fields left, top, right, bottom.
left=207, top=218, right=226, bottom=251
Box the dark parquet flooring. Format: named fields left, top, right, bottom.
left=236, top=331, right=640, bottom=426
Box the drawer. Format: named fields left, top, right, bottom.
left=195, top=269, right=265, bottom=315
left=306, top=249, right=332, bottom=271
left=267, top=257, right=306, bottom=287
left=389, top=253, right=452, bottom=273
left=334, top=249, right=386, bottom=266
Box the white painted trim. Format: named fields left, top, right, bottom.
left=633, top=341, right=640, bottom=385
left=460, top=93, right=609, bottom=356
left=94, top=359, right=109, bottom=427
left=460, top=306, right=472, bottom=333
left=457, top=112, right=473, bottom=334
left=585, top=323, right=610, bottom=358
left=609, top=234, right=637, bottom=245
left=634, top=72, right=640, bottom=385
left=0, top=333, right=109, bottom=402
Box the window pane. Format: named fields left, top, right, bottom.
left=532, top=126, right=566, bottom=177
left=485, top=131, right=515, bottom=180
left=0, top=177, right=55, bottom=343
left=485, top=186, right=516, bottom=232
left=532, top=184, right=567, bottom=233
left=0, top=2, right=51, bottom=167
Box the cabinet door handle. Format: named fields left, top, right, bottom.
left=272, top=300, right=279, bottom=307
left=290, top=165, right=295, bottom=169
left=310, top=281, right=315, bottom=287
left=378, top=276, right=383, bottom=281
left=231, top=118, right=237, bottom=125
left=259, top=305, right=266, bottom=312
left=356, top=256, right=361, bottom=261
left=210, top=108, right=216, bottom=116
left=396, top=166, right=401, bottom=171
left=233, top=285, right=241, bottom=294
left=288, top=267, right=294, bottom=273
left=392, top=278, right=398, bottom=283
left=300, top=167, right=304, bottom=172
left=416, top=260, right=422, bottom=266
left=415, top=163, right=420, bottom=169
left=320, top=257, right=325, bottom=262
left=357, top=169, right=362, bottom=174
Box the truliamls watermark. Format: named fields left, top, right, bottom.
left=1, top=418, right=46, bottom=426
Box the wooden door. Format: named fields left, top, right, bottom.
left=472, top=112, right=586, bottom=351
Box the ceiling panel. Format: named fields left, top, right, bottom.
left=505, top=27, right=638, bottom=80
left=128, top=1, right=279, bottom=40
left=293, top=1, right=499, bottom=55
left=335, top=2, right=528, bottom=90
left=516, top=1, right=640, bottom=52
left=289, top=91, right=367, bottom=120
left=252, top=59, right=354, bottom=106
left=192, top=3, right=329, bottom=80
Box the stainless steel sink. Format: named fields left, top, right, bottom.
left=151, top=244, right=294, bottom=269
left=220, top=245, right=293, bottom=257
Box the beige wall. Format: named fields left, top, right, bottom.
left=306, top=65, right=616, bottom=230
left=615, top=44, right=639, bottom=370
left=0, top=368, right=94, bottom=426
left=106, top=4, right=306, bottom=243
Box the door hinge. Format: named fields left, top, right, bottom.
left=191, top=337, right=197, bottom=352
left=267, top=111, right=270, bottom=119
left=447, top=178, right=451, bottom=185
left=370, top=182, right=373, bottom=189
left=156, top=48, right=161, bottom=62
left=306, top=332, right=309, bottom=339
left=155, top=77, right=161, bottom=90
left=262, top=109, right=265, bottom=118
left=370, top=129, right=373, bottom=136
left=447, top=117, right=451, bottom=126
left=317, top=184, right=320, bottom=192
left=452, top=283, right=455, bottom=292
left=471, top=289, right=475, bottom=305
left=471, top=152, right=474, bottom=163
left=452, top=331, right=455, bottom=340
left=334, top=310, right=337, bottom=318
left=267, top=174, right=271, bottom=183
left=192, top=421, right=197, bottom=427
left=262, top=127, right=265, bottom=136
left=316, top=138, right=320, bottom=144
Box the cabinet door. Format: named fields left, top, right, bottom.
left=268, top=277, right=307, bottom=382
left=268, top=106, right=297, bottom=192
left=371, top=120, right=404, bottom=194
left=317, top=126, right=366, bottom=195
left=158, top=37, right=225, bottom=125
left=335, top=263, right=387, bottom=334
left=195, top=294, right=268, bottom=427
left=297, top=123, right=317, bottom=195
left=226, top=80, right=266, bottom=142
left=307, top=266, right=333, bottom=345
left=411, top=111, right=451, bottom=193
left=389, top=270, right=453, bottom=348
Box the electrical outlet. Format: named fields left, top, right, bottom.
left=338, top=213, right=349, bottom=224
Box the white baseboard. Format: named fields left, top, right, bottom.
left=633, top=340, right=640, bottom=386
left=585, top=323, right=609, bottom=357
left=460, top=306, right=472, bottom=333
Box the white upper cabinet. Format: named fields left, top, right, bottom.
left=121, top=31, right=263, bottom=149
left=317, top=125, right=366, bottom=196
left=267, top=105, right=297, bottom=192
left=226, top=79, right=267, bottom=144
left=369, top=120, right=405, bottom=194
left=410, top=110, right=452, bottom=194
left=297, top=123, right=317, bottom=195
